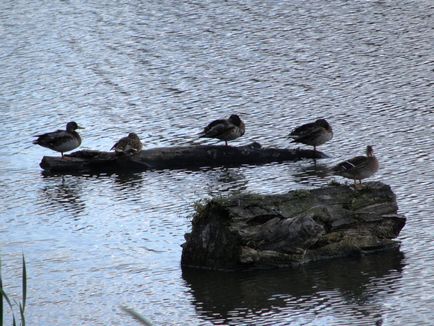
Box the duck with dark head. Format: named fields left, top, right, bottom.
left=33, top=121, right=84, bottom=158
left=288, top=118, right=333, bottom=152
left=199, top=114, right=245, bottom=146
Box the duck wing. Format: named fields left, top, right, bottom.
left=111, top=137, right=128, bottom=151
left=110, top=140, right=120, bottom=151
left=33, top=130, right=74, bottom=147
left=199, top=119, right=233, bottom=138
left=334, top=155, right=368, bottom=173
left=293, top=126, right=325, bottom=143
left=289, top=122, right=318, bottom=139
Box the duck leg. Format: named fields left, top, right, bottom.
left=354, top=179, right=364, bottom=190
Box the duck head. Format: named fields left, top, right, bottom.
left=66, top=121, right=84, bottom=131
left=128, top=132, right=140, bottom=140
left=315, top=119, right=331, bottom=130
left=228, top=114, right=242, bottom=126
left=366, top=145, right=374, bottom=157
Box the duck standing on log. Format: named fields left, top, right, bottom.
left=288, top=118, right=333, bottom=152
left=110, top=132, right=143, bottom=154
left=199, top=114, right=245, bottom=146
left=33, top=121, right=84, bottom=158
left=333, top=145, right=379, bottom=188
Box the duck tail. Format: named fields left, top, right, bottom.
left=332, top=165, right=341, bottom=174
left=333, top=161, right=354, bottom=174
left=287, top=133, right=297, bottom=140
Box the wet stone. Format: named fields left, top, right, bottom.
left=181, top=182, right=406, bottom=271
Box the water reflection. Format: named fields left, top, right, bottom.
left=113, top=172, right=144, bottom=190
left=292, top=161, right=333, bottom=186
left=183, top=250, right=404, bottom=324
left=38, top=175, right=86, bottom=216
left=1, top=0, right=432, bottom=323
left=204, top=168, right=249, bottom=196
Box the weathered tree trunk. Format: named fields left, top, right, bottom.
left=181, top=182, right=406, bottom=271
left=39, top=142, right=326, bottom=173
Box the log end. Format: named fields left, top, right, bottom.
left=40, top=150, right=118, bottom=173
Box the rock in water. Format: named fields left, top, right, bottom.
left=181, top=182, right=406, bottom=270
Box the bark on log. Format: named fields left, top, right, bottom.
left=181, top=182, right=406, bottom=271
left=39, top=142, right=326, bottom=173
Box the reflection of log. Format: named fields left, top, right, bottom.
left=39, top=142, right=326, bottom=173
left=181, top=182, right=406, bottom=271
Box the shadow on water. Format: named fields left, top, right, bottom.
left=182, top=250, right=405, bottom=324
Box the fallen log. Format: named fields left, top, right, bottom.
left=181, top=182, right=406, bottom=271
left=39, top=142, right=326, bottom=173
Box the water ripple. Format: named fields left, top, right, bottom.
left=1, top=0, right=433, bottom=325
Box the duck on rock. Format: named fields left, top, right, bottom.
left=110, top=132, right=143, bottom=154
left=199, top=114, right=245, bottom=146
left=288, top=118, right=333, bottom=152
left=333, top=145, right=379, bottom=188
left=33, top=121, right=84, bottom=158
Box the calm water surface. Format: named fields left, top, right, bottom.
left=1, top=0, right=433, bottom=325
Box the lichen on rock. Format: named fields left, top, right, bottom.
left=181, top=182, right=406, bottom=270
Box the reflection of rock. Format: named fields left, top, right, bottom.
left=181, top=182, right=406, bottom=270
left=182, top=250, right=404, bottom=324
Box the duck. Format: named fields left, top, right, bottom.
left=110, top=132, right=143, bottom=154
left=288, top=118, right=333, bottom=152
left=199, top=114, right=245, bottom=146
left=333, top=145, right=379, bottom=188
left=33, top=121, right=84, bottom=158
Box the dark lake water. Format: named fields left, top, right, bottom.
left=1, top=0, right=433, bottom=325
